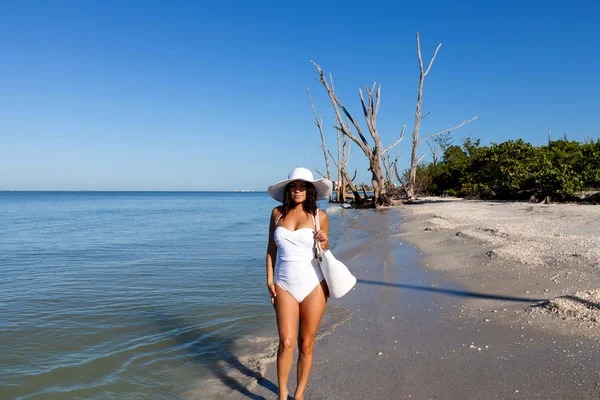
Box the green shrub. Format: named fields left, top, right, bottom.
left=414, top=137, right=600, bottom=201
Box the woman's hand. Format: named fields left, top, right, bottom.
left=314, top=229, right=328, bottom=249
left=267, top=281, right=277, bottom=306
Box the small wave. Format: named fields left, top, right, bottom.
left=179, top=332, right=279, bottom=400
left=178, top=305, right=352, bottom=399
left=323, top=205, right=346, bottom=213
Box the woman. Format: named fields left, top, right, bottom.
left=266, top=167, right=333, bottom=400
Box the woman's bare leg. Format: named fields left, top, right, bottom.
left=295, top=281, right=328, bottom=400
left=275, top=284, right=299, bottom=400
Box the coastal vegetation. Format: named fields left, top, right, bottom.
left=414, top=136, right=600, bottom=203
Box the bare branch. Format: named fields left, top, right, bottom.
left=315, top=167, right=327, bottom=179
left=311, top=60, right=370, bottom=154
left=426, top=138, right=439, bottom=165
left=424, top=43, right=442, bottom=76
left=361, top=184, right=369, bottom=198
left=338, top=103, right=370, bottom=148
left=327, top=150, right=340, bottom=169
left=419, top=116, right=479, bottom=145
left=426, top=139, right=437, bottom=154
left=359, top=89, right=369, bottom=120
left=417, top=31, right=442, bottom=77
left=382, top=124, right=407, bottom=155
left=421, top=111, right=431, bottom=120
left=306, top=86, right=330, bottom=181
left=416, top=32, right=425, bottom=75
left=373, top=85, right=381, bottom=118
left=584, top=129, right=590, bottom=144
left=417, top=153, right=427, bottom=164
left=393, top=160, right=407, bottom=193
left=328, top=150, right=361, bottom=201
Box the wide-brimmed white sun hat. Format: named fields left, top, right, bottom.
left=268, top=167, right=333, bottom=202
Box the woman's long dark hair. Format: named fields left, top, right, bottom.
left=281, top=181, right=318, bottom=217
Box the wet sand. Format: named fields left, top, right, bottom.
left=232, top=200, right=600, bottom=400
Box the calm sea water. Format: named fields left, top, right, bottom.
left=0, top=192, right=343, bottom=399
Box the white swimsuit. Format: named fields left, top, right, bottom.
left=274, top=212, right=324, bottom=303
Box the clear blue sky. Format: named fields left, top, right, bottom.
left=1, top=0, right=598, bottom=190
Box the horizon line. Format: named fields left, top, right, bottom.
left=0, top=190, right=268, bottom=193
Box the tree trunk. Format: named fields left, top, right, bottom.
left=370, top=154, right=390, bottom=206
left=406, top=33, right=477, bottom=200
left=341, top=167, right=361, bottom=203
left=340, top=174, right=347, bottom=203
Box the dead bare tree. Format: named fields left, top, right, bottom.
left=382, top=153, right=395, bottom=187
left=393, top=158, right=408, bottom=197
left=336, top=132, right=355, bottom=203
left=312, top=61, right=406, bottom=207
left=548, top=128, right=552, bottom=145
left=328, top=150, right=361, bottom=202
left=339, top=116, right=357, bottom=202
left=406, top=32, right=478, bottom=200
left=309, top=86, right=355, bottom=204
left=427, top=131, right=454, bottom=166
left=307, top=87, right=332, bottom=202
left=426, top=139, right=440, bottom=166
left=584, top=129, right=591, bottom=145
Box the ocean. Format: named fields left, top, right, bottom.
left=0, top=191, right=347, bottom=399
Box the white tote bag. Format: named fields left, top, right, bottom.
left=315, top=210, right=356, bottom=299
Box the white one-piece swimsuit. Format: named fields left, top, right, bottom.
left=274, top=212, right=324, bottom=303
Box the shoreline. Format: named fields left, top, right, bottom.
left=398, top=197, right=600, bottom=340
left=234, top=200, right=600, bottom=400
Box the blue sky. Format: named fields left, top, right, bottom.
left=1, top=0, right=598, bottom=190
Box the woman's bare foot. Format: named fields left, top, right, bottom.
left=293, top=391, right=304, bottom=400
left=277, top=390, right=289, bottom=400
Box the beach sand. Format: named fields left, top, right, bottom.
left=232, top=199, right=600, bottom=400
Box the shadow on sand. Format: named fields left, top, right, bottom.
left=151, top=311, right=279, bottom=400
left=358, top=279, right=600, bottom=310
left=357, top=279, right=546, bottom=303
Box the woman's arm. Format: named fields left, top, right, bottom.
left=265, top=207, right=280, bottom=305
left=315, top=210, right=329, bottom=250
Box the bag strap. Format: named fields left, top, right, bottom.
left=314, top=209, right=324, bottom=256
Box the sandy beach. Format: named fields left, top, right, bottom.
left=233, top=199, right=600, bottom=400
